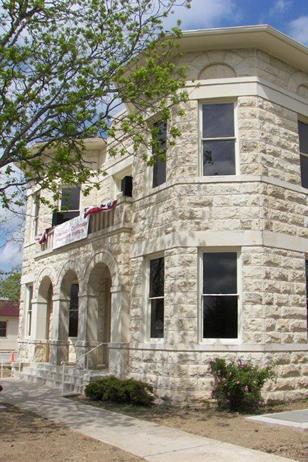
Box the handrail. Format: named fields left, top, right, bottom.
left=77, top=342, right=109, bottom=369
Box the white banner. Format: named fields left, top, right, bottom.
left=53, top=215, right=89, bottom=249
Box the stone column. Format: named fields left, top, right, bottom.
left=109, top=285, right=129, bottom=377
left=75, top=292, right=91, bottom=368
left=48, top=296, right=69, bottom=365
left=31, top=299, right=49, bottom=362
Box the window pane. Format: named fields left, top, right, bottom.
left=61, top=186, right=80, bottom=211
left=153, top=121, right=167, bottom=152
left=203, top=253, right=237, bottom=294
left=153, top=158, right=166, bottom=187
left=152, top=121, right=167, bottom=187
left=68, top=311, right=78, bottom=337
left=300, top=154, right=308, bottom=188
left=150, top=257, right=164, bottom=297
left=202, top=104, right=234, bottom=138
left=150, top=298, right=164, bottom=338
left=203, top=295, right=238, bottom=338
left=0, top=321, right=6, bottom=337
left=27, top=285, right=33, bottom=336
left=69, top=283, right=79, bottom=337
left=203, top=140, right=235, bottom=175
left=299, top=121, right=308, bottom=154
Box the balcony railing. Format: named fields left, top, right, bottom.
left=39, top=197, right=132, bottom=252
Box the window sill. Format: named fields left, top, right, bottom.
left=199, top=339, right=241, bottom=346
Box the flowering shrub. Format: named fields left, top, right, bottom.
left=209, top=358, right=275, bottom=412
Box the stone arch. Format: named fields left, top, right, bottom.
left=297, top=84, right=308, bottom=99
left=35, top=267, right=57, bottom=300
left=190, top=50, right=242, bottom=80
left=56, top=260, right=83, bottom=296
left=82, top=250, right=121, bottom=293
left=288, top=71, right=308, bottom=98
left=199, top=63, right=236, bottom=80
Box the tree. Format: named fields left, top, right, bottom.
left=0, top=271, right=21, bottom=301
left=0, top=0, right=190, bottom=207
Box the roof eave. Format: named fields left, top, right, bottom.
left=179, top=25, right=308, bottom=74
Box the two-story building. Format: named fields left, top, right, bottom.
left=18, top=25, right=308, bottom=402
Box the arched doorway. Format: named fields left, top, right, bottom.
left=87, top=262, right=112, bottom=369
left=60, top=270, right=79, bottom=364
left=37, top=276, right=53, bottom=362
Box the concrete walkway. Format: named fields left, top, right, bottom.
left=247, top=409, right=308, bottom=431
left=0, top=379, right=297, bottom=462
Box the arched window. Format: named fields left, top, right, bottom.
left=68, top=283, right=79, bottom=337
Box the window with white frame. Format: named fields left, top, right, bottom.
left=0, top=321, right=7, bottom=337
left=202, top=252, right=238, bottom=339
left=299, top=120, right=308, bottom=188
left=26, top=284, right=33, bottom=337
left=31, top=191, right=40, bottom=240
left=152, top=121, right=167, bottom=188
left=202, top=103, right=236, bottom=176
left=149, top=256, right=164, bottom=338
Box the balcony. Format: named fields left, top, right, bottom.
left=39, top=196, right=132, bottom=253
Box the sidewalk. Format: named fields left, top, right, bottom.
left=0, top=379, right=297, bottom=462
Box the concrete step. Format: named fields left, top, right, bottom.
left=16, top=363, right=111, bottom=395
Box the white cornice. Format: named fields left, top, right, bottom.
left=179, top=25, right=308, bottom=75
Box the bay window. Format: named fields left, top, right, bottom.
left=202, top=103, right=236, bottom=176
left=202, top=252, right=238, bottom=339
left=149, top=256, right=164, bottom=338
left=299, top=120, right=308, bottom=188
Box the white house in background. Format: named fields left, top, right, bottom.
left=17, top=25, right=308, bottom=402
left=0, top=299, right=19, bottom=360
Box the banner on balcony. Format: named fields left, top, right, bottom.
left=53, top=215, right=89, bottom=249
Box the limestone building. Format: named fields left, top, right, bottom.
left=18, top=25, right=308, bottom=402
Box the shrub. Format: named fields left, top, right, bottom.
left=209, top=358, right=275, bottom=412
left=84, top=376, right=154, bottom=406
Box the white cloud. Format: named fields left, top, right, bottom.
left=288, top=16, right=308, bottom=45
left=270, top=0, right=291, bottom=15
left=0, top=240, right=22, bottom=270
left=164, top=0, right=238, bottom=30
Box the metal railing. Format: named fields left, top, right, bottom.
left=77, top=342, right=109, bottom=370
left=60, top=342, right=109, bottom=395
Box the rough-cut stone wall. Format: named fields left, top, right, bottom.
left=19, top=46, right=308, bottom=403
left=128, top=348, right=308, bottom=404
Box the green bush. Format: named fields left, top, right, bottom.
left=209, top=358, right=275, bottom=412
left=84, top=376, right=154, bottom=406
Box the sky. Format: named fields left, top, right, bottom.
left=0, top=0, right=307, bottom=274
left=166, top=0, right=308, bottom=44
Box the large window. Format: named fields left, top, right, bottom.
left=152, top=121, right=167, bottom=188
left=32, top=191, right=40, bottom=240
left=27, top=285, right=33, bottom=337
left=202, top=252, right=238, bottom=339
left=202, top=103, right=236, bottom=176
left=0, top=321, right=7, bottom=337
left=61, top=186, right=80, bottom=212
left=149, top=257, right=164, bottom=338
left=299, top=120, right=308, bottom=188
left=68, top=283, right=79, bottom=337
left=52, top=186, right=81, bottom=226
